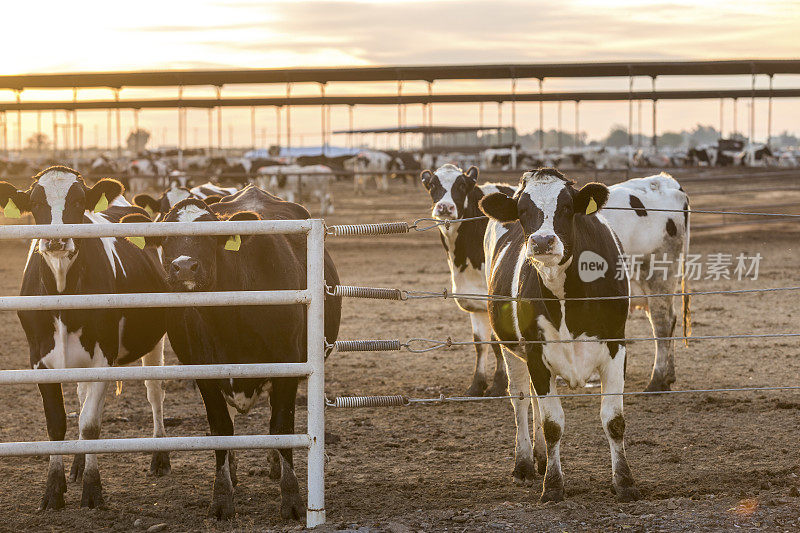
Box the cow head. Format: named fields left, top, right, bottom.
left=420, top=164, right=479, bottom=221
left=133, top=186, right=193, bottom=221
left=479, top=168, right=608, bottom=267
left=124, top=198, right=257, bottom=291
left=0, top=167, right=124, bottom=292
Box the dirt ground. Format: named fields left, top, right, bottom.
left=2, top=171, right=800, bottom=532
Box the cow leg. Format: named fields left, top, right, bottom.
left=69, top=382, right=89, bottom=482
left=143, top=336, right=171, bottom=476
left=487, top=335, right=510, bottom=397
left=38, top=383, right=67, bottom=511
left=270, top=377, right=304, bottom=520
left=600, top=346, right=640, bottom=502
left=504, top=350, right=537, bottom=485
left=535, top=374, right=566, bottom=503
left=644, top=295, right=677, bottom=392
left=226, top=402, right=238, bottom=487
left=79, top=381, right=109, bottom=509
left=196, top=380, right=235, bottom=520
left=465, top=313, right=490, bottom=396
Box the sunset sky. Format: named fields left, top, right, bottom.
left=1, top=0, right=799, bottom=149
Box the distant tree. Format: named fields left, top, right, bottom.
left=26, top=133, right=50, bottom=152
left=126, top=129, right=151, bottom=153
left=604, top=125, right=630, bottom=147
left=687, top=124, right=720, bottom=147
left=770, top=131, right=799, bottom=147
left=658, top=131, right=685, bottom=148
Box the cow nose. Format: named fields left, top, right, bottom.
left=530, top=234, right=556, bottom=255
left=435, top=203, right=455, bottom=215
left=41, top=239, right=68, bottom=252
left=170, top=257, right=199, bottom=279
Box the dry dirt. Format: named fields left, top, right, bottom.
left=1, top=172, right=800, bottom=532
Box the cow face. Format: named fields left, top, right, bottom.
left=421, top=164, right=479, bottom=220
left=140, top=199, right=257, bottom=292
left=0, top=166, right=123, bottom=292
left=479, top=168, right=609, bottom=267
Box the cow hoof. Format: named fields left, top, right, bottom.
left=615, top=485, right=641, bottom=502
left=80, top=470, right=105, bottom=509
left=148, top=452, right=171, bottom=477
left=540, top=488, right=565, bottom=503
left=280, top=491, right=305, bottom=520
left=208, top=497, right=235, bottom=520
left=210, top=471, right=235, bottom=520
left=465, top=382, right=487, bottom=397
left=484, top=381, right=508, bottom=397
left=512, top=459, right=537, bottom=485
left=643, top=380, right=671, bottom=392
left=39, top=469, right=67, bottom=511
left=69, top=454, right=85, bottom=483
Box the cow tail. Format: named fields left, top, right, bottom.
left=681, top=198, right=692, bottom=346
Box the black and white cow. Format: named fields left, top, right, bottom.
left=133, top=182, right=237, bottom=221
left=346, top=150, right=393, bottom=194
left=421, top=164, right=515, bottom=396
left=122, top=186, right=342, bottom=520
left=0, top=166, right=170, bottom=511
left=480, top=168, right=640, bottom=503
left=603, top=173, right=690, bottom=391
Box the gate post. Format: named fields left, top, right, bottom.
left=306, top=219, right=326, bottom=527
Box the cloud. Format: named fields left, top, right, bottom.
left=125, top=0, right=799, bottom=68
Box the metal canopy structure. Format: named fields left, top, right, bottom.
left=2, top=88, right=799, bottom=112
left=1, top=60, right=799, bottom=89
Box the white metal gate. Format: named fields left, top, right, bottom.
left=0, top=218, right=327, bottom=528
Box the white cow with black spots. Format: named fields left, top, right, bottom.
left=603, top=172, right=690, bottom=391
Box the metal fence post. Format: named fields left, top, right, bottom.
left=306, top=219, right=326, bottom=528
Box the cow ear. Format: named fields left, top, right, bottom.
left=479, top=192, right=518, bottom=223
left=420, top=170, right=433, bottom=190
left=120, top=212, right=163, bottom=248
left=133, top=194, right=160, bottom=218
left=221, top=211, right=260, bottom=251
left=574, top=182, right=609, bottom=216
left=0, top=181, right=31, bottom=218
left=464, top=166, right=479, bottom=189
left=87, top=179, right=125, bottom=213
left=203, top=194, right=223, bottom=206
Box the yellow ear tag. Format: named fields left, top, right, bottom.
left=225, top=235, right=242, bottom=251
left=94, top=193, right=109, bottom=213
left=3, top=199, right=20, bottom=219
left=585, top=197, right=598, bottom=215
left=127, top=236, right=146, bottom=250
left=144, top=205, right=155, bottom=218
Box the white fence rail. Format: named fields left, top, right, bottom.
left=0, top=218, right=327, bottom=528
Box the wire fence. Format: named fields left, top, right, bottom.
left=327, top=284, right=800, bottom=303
left=326, top=385, right=800, bottom=409
left=324, top=202, right=800, bottom=409
left=326, top=204, right=800, bottom=237
left=328, top=332, right=800, bottom=354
